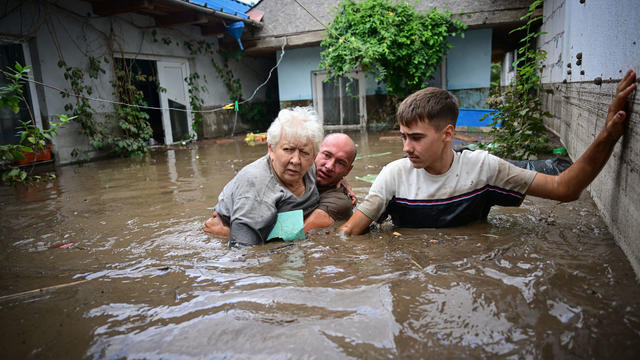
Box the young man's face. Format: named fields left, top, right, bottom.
left=400, top=120, right=450, bottom=172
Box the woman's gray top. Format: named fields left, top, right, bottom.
left=214, top=154, right=319, bottom=246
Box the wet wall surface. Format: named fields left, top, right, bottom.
left=1, top=130, right=639, bottom=358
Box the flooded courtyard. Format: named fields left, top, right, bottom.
left=1, top=130, right=639, bottom=358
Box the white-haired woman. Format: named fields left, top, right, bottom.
left=205, top=107, right=324, bottom=246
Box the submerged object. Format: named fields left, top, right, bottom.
left=508, top=157, right=572, bottom=175
left=244, top=132, right=267, bottom=145
left=267, top=209, right=305, bottom=242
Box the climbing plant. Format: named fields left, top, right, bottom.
left=1, top=63, right=71, bottom=185
left=186, top=72, right=207, bottom=135
left=58, top=57, right=108, bottom=150
left=109, top=59, right=154, bottom=156
left=320, top=0, right=466, bottom=98
left=183, top=38, right=274, bottom=131
left=483, top=0, right=552, bottom=160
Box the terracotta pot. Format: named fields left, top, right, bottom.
left=14, top=150, right=35, bottom=165
left=35, top=145, right=52, bottom=162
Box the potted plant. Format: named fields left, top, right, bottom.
left=16, top=115, right=70, bottom=163
left=1, top=62, right=72, bottom=184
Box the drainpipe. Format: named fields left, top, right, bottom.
left=162, top=0, right=263, bottom=28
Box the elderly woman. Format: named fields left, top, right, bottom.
left=205, top=107, right=323, bottom=246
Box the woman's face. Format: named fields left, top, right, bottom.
left=268, top=134, right=315, bottom=189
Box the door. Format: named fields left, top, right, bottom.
left=156, top=60, right=194, bottom=144
left=312, top=71, right=367, bottom=129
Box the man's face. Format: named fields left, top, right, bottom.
left=315, top=136, right=354, bottom=187
left=400, top=120, right=449, bottom=171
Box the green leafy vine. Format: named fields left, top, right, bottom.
left=320, top=0, right=466, bottom=99
left=109, top=59, right=154, bottom=156
left=483, top=0, right=552, bottom=160
left=58, top=57, right=108, bottom=150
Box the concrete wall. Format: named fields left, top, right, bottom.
left=0, top=0, right=273, bottom=163
left=538, top=0, right=640, bottom=277
left=446, top=29, right=492, bottom=108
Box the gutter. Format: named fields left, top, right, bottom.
left=162, top=0, right=263, bottom=28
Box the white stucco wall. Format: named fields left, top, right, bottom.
left=538, top=0, right=640, bottom=278
left=276, top=46, right=321, bottom=101
left=0, top=0, right=273, bottom=163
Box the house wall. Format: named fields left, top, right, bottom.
left=275, top=46, right=381, bottom=108
left=252, top=0, right=533, bottom=40
left=538, top=0, right=640, bottom=277
left=0, top=0, right=273, bottom=163
left=276, top=47, right=321, bottom=102
left=446, top=29, right=492, bottom=108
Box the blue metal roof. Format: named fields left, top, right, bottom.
left=186, top=0, right=251, bottom=19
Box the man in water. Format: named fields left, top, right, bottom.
left=204, top=132, right=357, bottom=235
left=304, top=133, right=357, bottom=231
left=339, top=70, right=637, bottom=234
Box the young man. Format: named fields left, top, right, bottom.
left=339, top=70, right=637, bottom=235
left=204, top=133, right=357, bottom=236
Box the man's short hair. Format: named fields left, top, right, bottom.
left=397, top=87, right=459, bottom=130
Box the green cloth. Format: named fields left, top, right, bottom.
left=354, top=151, right=392, bottom=160
left=355, top=174, right=378, bottom=184
left=266, top=209, right=305, bottom=242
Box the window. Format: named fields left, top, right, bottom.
left=312, top=71, right=367, bottom=129
left=0, top=42, right=38, bottom=145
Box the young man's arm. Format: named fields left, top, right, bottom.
left=338, top=210, right=373, bottom=235
left=527, top=70, right=636, bottom=201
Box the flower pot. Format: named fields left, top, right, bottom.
left=14, top=150, right=35, bottom=165
left=35, top=145, right=52, bottom=161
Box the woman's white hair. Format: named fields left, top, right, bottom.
left=267, top=107, right=324, bottom=151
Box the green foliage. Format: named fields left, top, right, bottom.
left=183, top=39, right=274, bottom=131
left=320, top=0, right=466, bottom=98
left=18, top=115, right=71, bottom=152
left=58, top=58, right=108, bottom=150
left=109, top=61, right=154, bottom=157
left=483, top=0, right=552, bottom=160
left=0, top=63, right=72, bottom=185
left=239, top=102, right=270, bottom=130
left=0, top=62, right=29, bottom=113
left=490, top=62, right=502, bottom=89
left=186, top=72, right=207, bottom=134
left=211, top=50, right=243, bottom=101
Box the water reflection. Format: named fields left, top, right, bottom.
left=0, top=130, right=639, bottom=359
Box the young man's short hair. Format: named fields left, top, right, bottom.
left=397, top=87, right=460, bottom=130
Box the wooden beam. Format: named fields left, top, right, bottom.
left=243, top=31, right=327, bottom=56
left=155, top=12, right=209, bottom=28
left=91, top=0, right=154, bottom=17
left=201, top=22, right=227, bottom=36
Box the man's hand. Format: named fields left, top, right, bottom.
left=337, top=178, right=357, bottom=206
left=526, top=69, right=636, bottom=202
left=338, top=210, right=374, bottom=235
left=204, top=211, right=230, bottom=236
left=604, top=69, right=637, bottom=140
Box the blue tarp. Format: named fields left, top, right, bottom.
left=186, top=0, right=250, bottom=19
left=457, top=108, right=501, bottom=127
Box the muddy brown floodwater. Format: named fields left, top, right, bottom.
left=1, top=130, right=639, bottom=359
